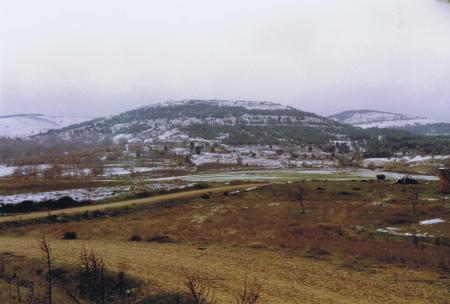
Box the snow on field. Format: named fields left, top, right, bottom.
left=0, top=164, right=52, bottom=177
left=376, top=227, right=432, bottom=238
left=0, top=183, right=195, bottom=205
left=362, top=155, right=449, bottom=167
left=419, top=218, right=446, bottom=225
left=0, top=165, right=15, bottom=177
left=0, top=114, right=91, bottom=138
left=112, top=133, right=134, bottom=143
left=406, top=155, right=449, bottom=163
left=357, top=170, right=438, bottom=181
left=242, top=157, right=283, bottom=168
left=192, top=152, right=292, bottom=168
left=362, top=158, right=396, bottom=166
left=103, top=166, right=166, bottom=176
left=153, top=168, right=438, bottom=183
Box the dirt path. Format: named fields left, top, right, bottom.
left=0, top=237, right=448, bottom=304
left=0, top=183, right=263, bottom=223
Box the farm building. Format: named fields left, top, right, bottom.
left=438, top=168, right=450, bottom=193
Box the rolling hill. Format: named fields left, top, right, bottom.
left=330, top=110, right=450, bottom=136
left=0, top=114, right=92, bottom=138
left=39, top=100, right=352, bottom=146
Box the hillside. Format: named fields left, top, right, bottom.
left=329, top=110, right=439, bottom=128
left=0, top=114, right=92, bottom=138
left=40, top=100, right=351, bottom=146
left=330, top=110, right=450, bottom=136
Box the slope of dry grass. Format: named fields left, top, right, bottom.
left=0, top=237, right=449, bottom=304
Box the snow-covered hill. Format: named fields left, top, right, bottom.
left=0, top=114, right=92, bottom=138
left=37, top=99, right=343, bottom=145
left=329, top=110, right=439, bottom=129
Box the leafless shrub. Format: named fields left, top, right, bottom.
left=184, top=272, right=216, bottom=304
left=234, top=277, right=261, bottom=304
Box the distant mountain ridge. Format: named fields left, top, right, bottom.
left=4, top=101, right=450, bottom=157
left=329, top=110, right=437, bottom=127
left=0, top=114, right=92, bottom=138
left=330, top=109, right=450, bottom=136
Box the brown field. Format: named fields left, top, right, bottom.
left=0, top=180, right=449, bottom=303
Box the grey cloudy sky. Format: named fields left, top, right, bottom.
left=1, top=0, right=450, bottom=120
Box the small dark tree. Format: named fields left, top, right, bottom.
left=39, top=237, right=53, bottom=304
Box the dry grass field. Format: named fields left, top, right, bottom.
left=0, top=180, right=449, bottom=303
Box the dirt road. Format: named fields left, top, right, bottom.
left=0, top=183, right=263, bottom=223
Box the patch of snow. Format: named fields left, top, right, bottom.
left=103, top=166, right=165, bottom=176
left=376, top=227, right=433, bottom=238
left=0, top=183, right=195, bottom=205
left=358, top=118, right=438, bottom=129
left=227, top=190, right=241, bottom=195
left=0, top=165, right=16, bottom=177
left=267, top=202, right=281, bottom=206
left=419, top=218, right=445, bottom=225
left=112, top=133, right=134, bottom=143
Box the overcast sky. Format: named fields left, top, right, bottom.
left=1, top=0, right=449, bottom=120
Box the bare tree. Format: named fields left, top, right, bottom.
left=235, top=277, right=261, bottom=304
left=39, top=237, right=53, bottom=304
left=12, top=272, right=21, bottom=302
left=377, top=189, right=385, bottom=208
left=409, top=190, right=419, bottom=216
left=79, top=248, right=106, bottom=304
left=291, top=184, right=307, bottom=214
left=441, top=193, right=447, bottom=207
